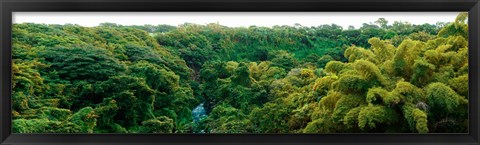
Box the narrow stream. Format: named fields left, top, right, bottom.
left=192, top=102, right=207, bottom=133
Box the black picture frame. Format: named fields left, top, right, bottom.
left=1, top=0, right=479, bottom=145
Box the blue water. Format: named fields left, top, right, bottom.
left=192, top=103, right=207, bottom=123
left=192, top=103, right=207, bottom=133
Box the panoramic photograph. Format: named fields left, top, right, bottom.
left=11, top=12, right=468, bottom=134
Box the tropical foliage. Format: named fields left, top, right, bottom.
left=11, top=13, right=468, bottom=133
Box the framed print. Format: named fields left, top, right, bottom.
left=1, top=0, right=479, bottom=145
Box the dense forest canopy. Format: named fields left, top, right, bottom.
left=11, top=13, right=468, bottom=133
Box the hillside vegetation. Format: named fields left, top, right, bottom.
left=11, top=13, right=468, bottom=133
